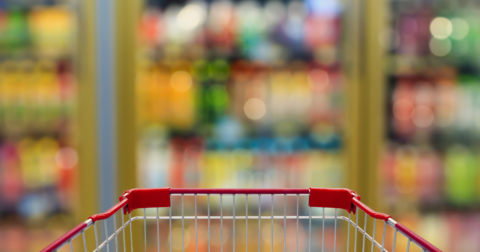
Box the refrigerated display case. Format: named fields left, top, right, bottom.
left=134, top=0, right=350, bottom=249
left=0, top=1, right=80, bottom=251
left=382, top=1, right=480, bottom=250
left=135, top=0, right=346, bottom=191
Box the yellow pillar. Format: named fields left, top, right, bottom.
left=116, top=1, right=142, bottom=251
left=344, top=0, right=388, bottom=249
left=76, top=0, right=99, bottom=249
left=345, top=0, right=387, bottom=213
left=115, top=0, right=141, bottom=195
left=77, top=0, right=98, bottom=224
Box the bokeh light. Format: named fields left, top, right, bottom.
left=55, top=147, right=78, bottom=170
left=170, top=71, right=193, bottom=92
left=177, top=2, right=207, bottom=31
left=393, top=99, right=414, bottom=121
left=412, top=106, right=434, bottom=128
left=430, top=17, right=452, bottom=39
left=450, top=18, right=469, bottom=40
left=308, top=69, right=329, bottom=91
left=244, top=98, right=266, bottom=120
left=429, top=37, right=451, bottom=57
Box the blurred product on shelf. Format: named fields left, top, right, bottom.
left=138, top=135, right=344, bottom=190
left=0, top=136, right=77, bottom=217
left=0, top=5, right=73, bottom=57
left=382, top=144, right=480, bottom=207
left=136, top=60, right=343, bottom=141
left=0, top=60, right=76, bottom=135
left=390, top=75, right=480, bottom=143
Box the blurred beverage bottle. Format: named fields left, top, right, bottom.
left=394, top=147, right=417, bottom=196
left=28, top=7, right=72, bottom=57
left=416, top=148, right=442, bottom=204
left=235, top=1, right=266, bottom=59
left=19, top=137, right=59, bottom=189
left=392, top=81, right=415, bottom=138
left=0, top=9, right=29, bottom=52
left=168, top=62, right=196, bottom=130
left=0, top=142, right=23, bottom=210
left=444, top=145, right=477, bottom=205
left=138, top=126, right=170, bottom=188
left=199, top=60, right=230, bottom=126
left=381, top=147, right=396, bottom=197
left=207, top=0, right=235, bottom=54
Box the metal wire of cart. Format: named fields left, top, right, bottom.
left=40, top=188, right=442, bottom=252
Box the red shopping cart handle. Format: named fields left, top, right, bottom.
left=41, top=187, right=442, bottom=252
left=351, top=197, right=391, bottom=220
left=40, top=222, right=88, bottom=252
left=170, top=188, right=310, bottom=194
left=395, top=223, right=442, bottom=252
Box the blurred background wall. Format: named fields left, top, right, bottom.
left=0, top=0, right=478, bottom=251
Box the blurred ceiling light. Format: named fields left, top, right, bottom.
left=430, top=17, right=452, bottom=39
left=429, top=38, right=451, bottom=57
left=244, top=98, right=266, bottom=120
left=308, top=69, right=329, bottom=91
left=450, top=18, right=469, bottom=40
left=171, top=71, right=193, bottom=92
left=412, top=106, right=434, bottom=128
left=177, top=2, right=207, bottom=31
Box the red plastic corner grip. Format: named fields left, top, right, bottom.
left=90, top=198, right=128, bottom=222
left=309, top=188, right=358, bottom=213
left=121, top=188, right=171, bottom=214
left=351, top=197, right=390, bottom=221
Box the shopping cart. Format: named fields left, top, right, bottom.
left=40, top=188, right=441, bottom=252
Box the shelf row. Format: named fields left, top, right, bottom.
left=138, top=0, right=341, bottom=64
left=136, top=60, right=343, bottom=138
left=0, top=6, right=74, bottom=57
left=383, top=143, right=480, bottom=208
left=138, top=137, right=344, bottom=190
left=0, top=59, right=76, bottom=135
left=0, top=137, right=77, bottom=221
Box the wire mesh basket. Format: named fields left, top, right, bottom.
left=41, top=188, right=442, bottom=252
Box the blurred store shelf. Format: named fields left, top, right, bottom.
left=382, top=0, right=480, bottom=250
left=0, top=2, right=78, bottom=251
